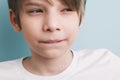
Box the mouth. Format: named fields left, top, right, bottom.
left=39, top=39, right=65, bottom=44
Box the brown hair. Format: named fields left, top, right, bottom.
left=8, top=0, right=87, bottom=28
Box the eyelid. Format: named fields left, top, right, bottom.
left=27, top=9, right=43, bottom=13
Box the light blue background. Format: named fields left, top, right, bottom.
left=0, top=0, right=120, bottom=61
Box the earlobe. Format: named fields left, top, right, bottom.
left=9, top=9, right=21, bottom=32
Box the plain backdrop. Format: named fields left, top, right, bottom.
left=0, top=0, right=120, bottom=61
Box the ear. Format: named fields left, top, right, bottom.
left=79, top=14, right=85, bottom=28
left=9, top=9, right=21, bottom=32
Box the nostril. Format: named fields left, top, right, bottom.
left=46, top=28, right=60, bottom=32
left=46, top=28, right=52, bottom=32
left=43, top=24, right=61, bottom=32
left=56, top=28, right=60, bottom=31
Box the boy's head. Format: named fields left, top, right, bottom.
left=8, top=0, right=87, bottom=29
left=7, top=0, right=87, bottom=59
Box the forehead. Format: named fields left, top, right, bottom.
left=20, top=0, right=65, bottom=6
left=19, top=0, right=79, bottom=14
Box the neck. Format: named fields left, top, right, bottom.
left=23, top=50, right=73, bottom=76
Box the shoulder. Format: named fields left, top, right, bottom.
left=74, top=48, right=120, bottom=68
left=0, top=58, right=23, bottom=79
left=76, top=48, right=120, bottom=60
left=73, top=49, right=120, bottom=78
left=76, top=48, right=113, bottom=56
left=0, top=58, right=22, bottom=69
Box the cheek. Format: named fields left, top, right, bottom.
left=20, top=16, right=42, bottom=34
left=63, top=15, right=79, bottom=34
left=62, top=16, right=79, bottom=43
left=20, top=17, right=43, bottom=44
left=63, top=14, right=79, bottom=29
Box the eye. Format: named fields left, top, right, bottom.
left=61, top=8, right=73, bottom=12
left=28, top=9, right=43, bottom=13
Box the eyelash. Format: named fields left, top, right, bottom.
left=62, top=8, right=73, bottom=12
left=28, top=9, right=43, bottom=13
left=27, top=8, right=73, bottom=14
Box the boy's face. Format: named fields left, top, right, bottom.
left=11, top=0, right=81, bottom=58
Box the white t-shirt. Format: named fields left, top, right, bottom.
left=0, top=49, right=120, bottom=80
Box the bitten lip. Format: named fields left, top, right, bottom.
left=40, top=39, right=64, bottom=44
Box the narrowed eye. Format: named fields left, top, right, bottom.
left=28, top=9, right=43, bottom=13
left=62, top=8, right=73, bottom=12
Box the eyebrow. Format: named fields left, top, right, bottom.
left=24, top=2, right=43, bottom=7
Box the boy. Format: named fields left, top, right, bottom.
left=0, top=0, right=120, bottom=80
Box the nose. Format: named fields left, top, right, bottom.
left=43, top=13, right=61, bottom=32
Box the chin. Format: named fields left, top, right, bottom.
left=39, top=49, right=68, bottom=59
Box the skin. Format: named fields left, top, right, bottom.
left=10, top=0, right=83, bottom=76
